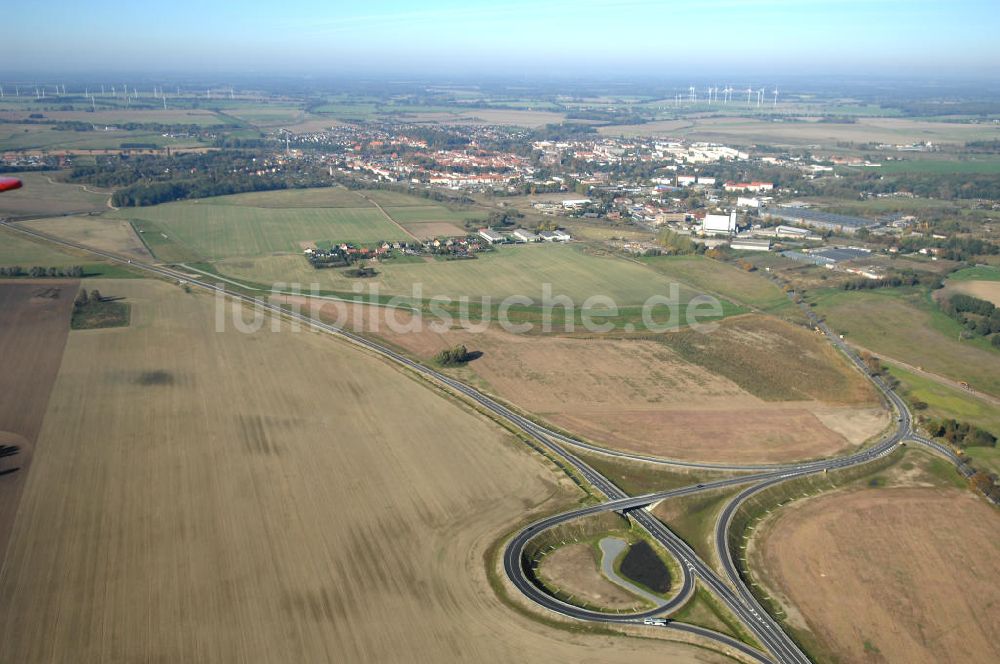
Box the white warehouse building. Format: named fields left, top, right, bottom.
left=702, top=211, right=738, bottom=236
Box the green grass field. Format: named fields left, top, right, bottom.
left=948, top=265, right=1000, bottom=282
left=363, top=191, right=440, bottom=207
left=853, top=157, right=1000, bottom=175
left=888, top=363, right=1000, bottom=476
left=640, top=255, right=793, bottom=314
left=384, top=205, right=482, bottom=225
left=193, top=187, right=368, bottom=208
left=215, top=243, right=735, bottom=307
left=0, top=125, right=204, bottom=151
left=0, top=230, right=89, bottom=267
left=114, top=202, right=409, bottom=261
left=812, top=287, right=1000, bottom=395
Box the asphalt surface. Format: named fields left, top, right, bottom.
left=3, top=220, right=975, bottom=664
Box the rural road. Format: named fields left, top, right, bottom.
left=1, top=220, right=979, bottom=664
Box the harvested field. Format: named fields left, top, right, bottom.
left=0, top=109, right=224, bottom=126
left=755, top=487, right=1000, bottom=664
left=408, top=108, right=567, bottom=127
left=335, top=309, right=886, bottom=463
left=943, top=280, right=1000, bottom=307
left=403, top=221, right=468, bottom=239
left=601, top=116, right=1000, bottom=145
left=21, top=216, right=151, bottom=260
left=0, top=279, right=726, bottom=663
left=538, top=543, right=647, bottom=611
left=658, top=315, right=878, bottom=404
left=0, top=280, right=77, bottom=557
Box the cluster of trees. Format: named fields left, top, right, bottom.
left=66, top=151, right=339, bottom=207
left=112, top=177, right=292, bottom=207
left=434, top=345, right=473, bottom=367
left=75, top=288, right=102, bottom=308
left=483, top=209, right=523, bottom=228
left=965, top=140, right=1000, bottom=154
left=530, top=123, right=597, bottom=142
left=841, top=271, right=942, bottom=291
left=860, top=351, right=888, bottom=377
left=343, top=264, right=377, bottom=278
left=0, top=265, right=85, bottom=277
left=925, top=418, right=997, bottom=449
left=657, top=229, right=704, bottom=256
left=924, top=237, right=999, bottom=262
left=940, top=293, right=1000, bottom=343
left=968, top=470, right=1000, bottom=504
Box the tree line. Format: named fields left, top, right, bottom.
left=840, top=272, right=943, bottom=291
left=0, top=265, right=85, bottom=277
left=940, top=293, right=1000, bottom=344
left=66, top=151, right=337, bottom=207
left=924, top=417, right=997, bottom=449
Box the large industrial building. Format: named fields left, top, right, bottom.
left=702, top=211, right=739, bottom=236
left=766, top=207, right=880, bottom=235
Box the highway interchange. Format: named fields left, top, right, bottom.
left=2, top=219, right=978, bottom=664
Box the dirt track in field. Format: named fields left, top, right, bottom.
left=0, top=280, right=77, bottom=558
left=0, top=279, right=731, bottom=664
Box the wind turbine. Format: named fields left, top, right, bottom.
left=746, top=86, right=753, bottom=108
left=757, top=88, right=764, bottom=107
left=688, top=85, right=696, bottom=104
left=773, top=86, right=779, bottom=108
left=0, top=85, right=4, bottom=98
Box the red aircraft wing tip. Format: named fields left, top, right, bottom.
left=0, top=177, right=23, bottom=192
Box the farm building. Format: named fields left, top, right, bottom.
left=512, top=228, right=540, bottom=242
left=538, top=230, right=571, bottom=242
left=775, top=225, right=810, bottom=239
left=478, top=228, right=504, bottom=244
left=730, top=237, right=771, bottom=252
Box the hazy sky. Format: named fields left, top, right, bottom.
left=3, top=0, right=998, bottom=77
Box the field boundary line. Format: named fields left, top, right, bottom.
left=354, top=191, right=421, bottom=241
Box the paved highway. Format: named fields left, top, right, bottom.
left=3, top=220, right=973, bottom=664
